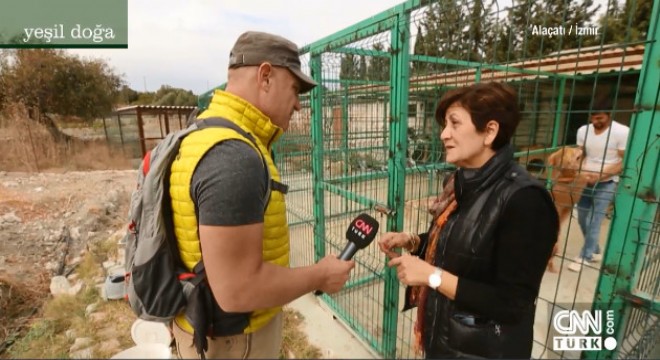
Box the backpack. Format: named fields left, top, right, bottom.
left=122, top=118, right=269, bottom=350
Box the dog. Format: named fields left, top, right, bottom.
left=545, top=146, right=587, bottom=272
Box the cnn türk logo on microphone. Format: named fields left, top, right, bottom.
left=351, top=219, right=374, bottom=239
left=552, top=309, right=617, bottom=351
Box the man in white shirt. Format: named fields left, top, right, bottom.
left=569, top=98, right=630, bottom=272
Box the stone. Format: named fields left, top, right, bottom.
left=70, top=337, right=93, bottom=352
left=50, top=276, right=71, bottom=296
left=70, top=227, right=81, bottom=241
left=68, top=281, right=83, bottom=295
left=70, top=348, right=93, bottom=359
left=88, top=312, right=107, bottom=322
left=1, top=212, right=21, bottom=224
left=85, top=303, right=99, bottom=316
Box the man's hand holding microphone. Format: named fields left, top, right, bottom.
left=314, top=213, right=380, bottom=295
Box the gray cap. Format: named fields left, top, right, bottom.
left=229, top=31, right=317, bottom=93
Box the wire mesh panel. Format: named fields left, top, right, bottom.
left=276, top=0, right=660, bottom=358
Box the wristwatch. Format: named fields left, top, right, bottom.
left=428, top=267, right=442, bottom=290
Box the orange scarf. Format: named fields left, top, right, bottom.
left=410, top=174, right=457, bottom=354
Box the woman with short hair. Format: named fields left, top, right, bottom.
left=379, top=82, right=559, bottom=358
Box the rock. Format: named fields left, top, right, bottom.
left=68, top=281, right=83, bottom=295
left=50, top=276, right=71, bottom=296
left=108, top=228, right=125, bottom=244
left=96, top=283, right=106, bottom=300
left=70, top=256, right=82, bottom=266
left=3, top=181, right=18, bottom=187
left=85, top=303, right=99, bottom=316
left=67, top=273, right=79, bottom=282
left=65, top=329, right=77, bottom=340
left=70, top=227, right=81, bottom=241
left=45, top=261, right=59, bottom=272
left=70, top=337, right=93, bottom=352
left=70, top=348, right=93, bottom=359
left=88, top=312, right=107, bottom=322
left=34, top=187, right=44, bottom=192
left=102, top=260, right=116, bottom=270
left=1, top=212, right=22, bottom=224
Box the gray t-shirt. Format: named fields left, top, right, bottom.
left=190, top=140, right=268, bottom=226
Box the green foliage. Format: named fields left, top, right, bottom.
left=0, top=49, right=122, bottom=120
left=596, top=0, right=653, bottom=44
left=407, top=0, right=652, bottom=68
left=368, top=43, right=390, bottom=81
left=118, top=85, right=139, bottom=105
left=152, top=85, right=197, bottom=106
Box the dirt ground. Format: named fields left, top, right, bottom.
left=0, top=170, right=137, bottom=355
left=0, top=170, right=136, bottom=279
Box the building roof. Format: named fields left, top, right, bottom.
left=113, top=105, right=197, bottom=115
left=352, top=44, right=646, bottom=93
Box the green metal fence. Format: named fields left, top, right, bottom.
left=267, top=0, right=660, bottom=358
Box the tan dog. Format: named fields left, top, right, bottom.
left=545, top=147, right=587, bottom=272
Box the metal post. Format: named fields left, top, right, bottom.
left=136, top=107, right=147, bottom=157
left=382, top=9, right=411, bottom=358
left=310, top=55, right=326, bottom=264
left=588, top=4, right=660, bottom=358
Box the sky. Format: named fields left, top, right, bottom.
left=71, top=0, right=406, bottom=95
left=69, top=0, right=612, bottom=95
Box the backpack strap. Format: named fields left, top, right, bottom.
left=196, top=117, right=275, bottom=206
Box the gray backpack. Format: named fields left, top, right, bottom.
left=123, top=118, right=268, bottom=324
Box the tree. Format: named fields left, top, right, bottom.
left=118, top=85, right=139, bottom=105
left=339, top=53, right=358, bottom=87
left=413, top=0, right=500, bottom=75
left=358, top=55, right=367, bottom=81
left=151, top=85, right=197, bottom=106
left=594, top=0, right=653, bottom=44
left=0, top=49, right=122, bottom=141
left=367, top=43, right=390, bottom=81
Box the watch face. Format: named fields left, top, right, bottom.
left=429, top=273, right=441, bottom=288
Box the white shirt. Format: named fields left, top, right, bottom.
left=576, top=120, right=629, bottom=182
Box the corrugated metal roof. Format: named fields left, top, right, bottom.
left=113, top=105, right=197, bottom=113
left=351, top=44, right=645, bottom=93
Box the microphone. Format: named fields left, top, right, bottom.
left=314, top=213, right=379, bottom=295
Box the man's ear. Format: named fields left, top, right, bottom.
left=483, top=120, right=499, bottom=147
left=257, top=62, right=273, bottom=91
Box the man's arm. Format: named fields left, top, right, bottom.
left=200, top=224, right=351, bottom=312
left=191, top=140, right=353, bottom=313
left=584, top=149, right=624, bottom=183
left=600, top=149, right=624, bottom=179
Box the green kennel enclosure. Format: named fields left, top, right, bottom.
left=200, top=0, right=660, bottom=358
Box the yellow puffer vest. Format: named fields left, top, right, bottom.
left=170, top=90, right=289, bottom=334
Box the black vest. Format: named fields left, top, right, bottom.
left=422, top=145, right=548, bottom=358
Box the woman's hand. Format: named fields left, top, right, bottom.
left=387, top=254, right=436, bottom=287
left=378, top=231, right=412, bottom=259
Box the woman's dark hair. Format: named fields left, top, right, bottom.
left=435, top=82, right=521, bottom=150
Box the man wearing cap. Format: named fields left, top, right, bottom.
left=169, top=31, right=355, bottom=358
